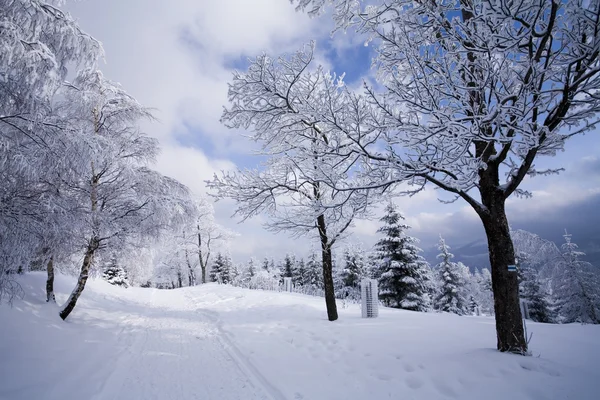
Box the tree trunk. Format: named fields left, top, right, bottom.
left=197, top=231, right=208, bottom=284
left=479, top=196, right=527, bottom=353
left=185, top=250, right=195, bottom=286
left=46, top=256, right=55, bottom=303
left=317, top=214, right=338, bottom=321
left=59, top=238, right=99, bottom=320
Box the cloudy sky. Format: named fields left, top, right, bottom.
left=64, top=0, right=600, bottom=267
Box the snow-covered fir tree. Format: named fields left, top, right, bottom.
left=243, top=258, right=258, bottom=287
left=281, top=254, right=295, bottom=282
left=261, top=257, right=271, bottom=272
left=294, top=258, right=307, bottom=287
left=468, top=295, right=479, bottom=315
left=471, top=268, right=495, bottom=316
left=374, top=203, right=432, bottom=311
left=305, top=251, right=324, bottom=292
left=210, top=253, right=231, bottom=284
left=433, top=236, right=468, bottom=315
left=519, top=264, right=553, bottom=323
left=102, top=260, right=129, bottom=288
left=553, top=231, right=600, bottom=324
left=337, top=245, right=369, bottom=300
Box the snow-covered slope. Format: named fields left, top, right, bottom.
left=1, top=273, right=599, bottom=400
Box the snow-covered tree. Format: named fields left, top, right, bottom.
left=278, top=0, right=600, bottom=353
left=468, top=295, right=479, bottom=316
left=230, top=262, right=242, bottom=286
left=57, top=70, right=192, bottom=320
left=102, top=260, right=129, bottom=288
left=294, top=258, right=308, bottom=287
left=434, top=236, right=468, bottom=315
left=243, top=258, right=258, bottom=287
left=471, top=268, right=495, bottom=316
left=336, top=244, right=369, bottom=300
left=281, top=254, right=296, bottom=282
left=207, top=44, right=377, bottom=321
left=374, top=204, right=431, bottom=311
left=190, top=198, right=234, bottom=284
left=304, top=251, right=323, bottom=292
left=210, top=253, right=232, bottom=284
left=249, top=270, right=280, bottom=291
left=0, top=0, right=101, bottom=303
left=519, top=264, right=553, bottom=323
left=512, top=229, right=561, bottom=280
left=261, top=258, right=272, bottom=273
left=553, top=231, right=600, bottom=324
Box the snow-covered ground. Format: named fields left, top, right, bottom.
left=1, top=273, right=599, bottom=400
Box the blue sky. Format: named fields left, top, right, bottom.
left=64, top=0, right=600, bottom=266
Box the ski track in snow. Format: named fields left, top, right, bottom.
left=88, top=289, right=275, bottom=400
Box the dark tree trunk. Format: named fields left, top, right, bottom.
left=317, top=214, right=338, bottom=321
left=479, top=191, right=527, bottom=353
left=59, top=238, right=99, bottom=320
left=46, top=256, right=55, bottom=303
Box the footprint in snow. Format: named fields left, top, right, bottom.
left=403, top=363, right=416, bottom=372
left=405, top=376, right=423, bottom=390
left=376, top=373, right=393, bottom=381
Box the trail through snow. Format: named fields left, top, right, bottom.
left=0, top=274, right=276, bottom=400
left=89, top=288, right=275, bottom=400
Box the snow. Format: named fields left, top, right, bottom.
left=1, top=273, right=599, bottom=400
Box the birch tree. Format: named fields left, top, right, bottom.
left=56, top=70, right=191, bottom=320
left=276, top=0, right=600, bottom=353
left=0, top=0, right=101, bottom=302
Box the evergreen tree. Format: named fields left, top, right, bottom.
left=469, top=295, right=479, bottom=315
left=210, top=253, right=230, bottom=284
left=471, top=268, right=495, bottom=315
left=294, top=258, right=307, bottom=286
left=433, top=236, right=468, bottom=315
left=243, top=257, right=257, bottom=287
left=374, top=203, right=432, bottom=311
left=102, top=259, right=129, bottom=288
left=305, top=251, right=323, bottom=291
left=520, top=264, right=553, bottom=323
left=281, top=254, right=295, bottom=280
left=554, top=231, right=600, bottom=324
left=340, top=246, right=368, bottom=288
left=229, top=262, right=241, bottom=286
left=262, top=257, right=271, bottom=272
left=337, top=245, right=369, bottom=300
left=221, top=255, right=233, bottom=284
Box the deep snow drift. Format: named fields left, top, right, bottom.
left=1, top=273, right=599, bottom=400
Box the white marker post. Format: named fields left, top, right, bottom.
left=283, top=277, right=293, bottom=292
left=361, top=279, right=379, bottom=318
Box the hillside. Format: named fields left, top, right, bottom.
left=1, top=273, right=599, bottom=400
